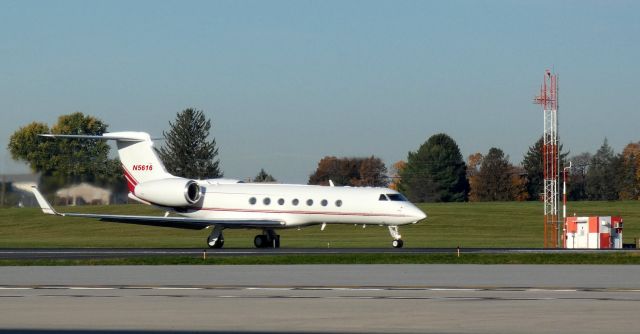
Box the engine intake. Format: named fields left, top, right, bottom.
left=134, top=178, right=202, bottom=207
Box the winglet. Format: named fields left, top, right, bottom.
left=31, top=186, right=59, bottom=215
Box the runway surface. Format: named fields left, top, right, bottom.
left=2, top=265, right=640, bottom=333
left=1, top=247, right=636, bottom=259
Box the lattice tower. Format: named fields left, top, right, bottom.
left=534, top=70, right=559, bottom=248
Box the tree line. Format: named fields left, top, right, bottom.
left=308, top=133, right=640, bottom=203
left=7, top=110, right=640, bottom=203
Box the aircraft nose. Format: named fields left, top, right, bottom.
left=412, top=207, right=427, bottom=221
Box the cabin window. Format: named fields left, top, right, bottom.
left=335, top=200, right=342, bottom=207
left=387, top=193, right=408, bottom=201
left=249, top=197, right=257, bottom=205
left=278, top=198, right=285, bottom=205
left=306, top=199, right=314, bottom=206
left=263, top=197, right=271, bottom=205
left=321, top=199, right=328, bottom=206
left=292, top=199, right=299, bottom=206
left=379, top=194, right=388, bottom=201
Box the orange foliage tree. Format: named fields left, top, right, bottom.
left=308, top=156, right=388, bottom=187
left=619, top=142, right=640, bottom=200
left=388, top=160, right=406, bottom=190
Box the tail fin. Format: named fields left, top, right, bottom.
left=40, top=132, right=173, bottom=191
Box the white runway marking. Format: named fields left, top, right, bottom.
left=1, top=285, right=640, bottom=294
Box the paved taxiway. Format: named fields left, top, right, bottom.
left=1, top=247, right=635, bottom=259
left=2, top=265, right=640, bottom=333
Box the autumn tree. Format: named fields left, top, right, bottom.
left=568, top=152, right=591, bottom=200
left=8, top=112, right=123, bottom=192
left=388, top=160, right=406, bottom=190
left=157, top=108, right=222, bottom=179
left=308, top=156, right=388, bottom=187
left=399, top=133, right=468, bottom=202
left=254, top=169, right=276, bottom=183
left=466, top=152, right=483, bottom=202
left=618, top=142, right=640, bottom=200
left=356, top=156, right=388, bottom=186
left=509, top=165, right=529, bottom=201
left=474, top=147, right=513, bottom=201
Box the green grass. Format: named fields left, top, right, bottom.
left=2, top=252, right=640, bottom=266
left=0, top=201, right=638, bottom=248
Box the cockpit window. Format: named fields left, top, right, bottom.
left=379, top=194, right=388, bottom=201
left=387, top=193, right=408, bottom=201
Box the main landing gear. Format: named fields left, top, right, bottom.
left=207, top=225, right=225, bottom=249
left=388, top=226, right=404, bottom=248
left=254, top=229, right=280, bottom=248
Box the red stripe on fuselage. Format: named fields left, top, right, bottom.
left=199, top=207, right=411, bottom=218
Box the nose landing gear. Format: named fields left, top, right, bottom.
left=207, top=225, right=225, bottom=248
left=388, top=225, right=404, bottom=248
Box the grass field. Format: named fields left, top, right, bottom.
left=0, top=201, right=638, bottom=249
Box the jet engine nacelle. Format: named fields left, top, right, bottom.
left=134, top=178, right=202, bottom=207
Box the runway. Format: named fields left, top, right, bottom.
left=1, top=247, right=635, bottom=260
left=2, top=265, right=640, bottom=333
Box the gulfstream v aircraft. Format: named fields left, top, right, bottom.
left=32, top=131, right=426, bottom=248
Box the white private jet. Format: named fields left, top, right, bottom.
left=32, top=131, right=426, bottom=248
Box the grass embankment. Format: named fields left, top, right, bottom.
left=0, top=201, right=638, bottom=249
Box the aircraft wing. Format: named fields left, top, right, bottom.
left=31, top=187, right=284, bottom=230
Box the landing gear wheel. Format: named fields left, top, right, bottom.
left=207, top=235, right=224, bottom=249
left=392, top=239, right=404, bottom=248
left=254, top=235, right=268, bottom=248
left=254, top=233, right=281, bottom=248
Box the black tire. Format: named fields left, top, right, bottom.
left=254, top=235, right=267, bottom=248
left=207, top=235, right=224, bottom=249
left=392, top=239, right=404, bottom=248
left=213, top=238, right=224, bottom=249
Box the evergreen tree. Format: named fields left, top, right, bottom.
left=254, top=169, right=276, bottom=183
left=399, top=133, right=469, bottom=202
left=474, top=147, right=513, bottom=201
left=521, top=137, right=569, bottom=201
left=585, top=138, right=618, bottom=200
left=158, top=108, right=222, bottom=179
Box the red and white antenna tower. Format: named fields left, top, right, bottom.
left=534, top=70, right=559, bottom=248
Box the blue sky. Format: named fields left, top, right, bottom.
left=1, top=0, right=639, bottom=183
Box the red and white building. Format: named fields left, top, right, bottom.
left=564, top=216, right=623, bottom=249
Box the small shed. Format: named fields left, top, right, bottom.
left=564, top=216, right=623, bottom=249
